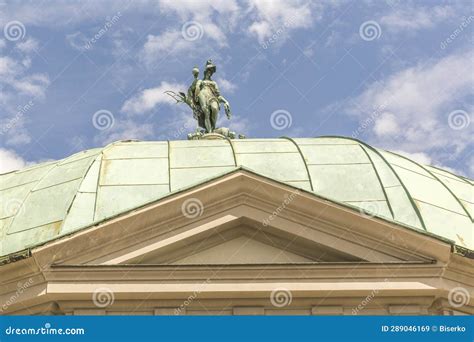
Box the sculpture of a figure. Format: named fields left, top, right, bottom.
left=186, top=67, right=206, bottom=129
left=194, top=60, right=231, bottom=132
left=165, top=60, right=232, bottom=134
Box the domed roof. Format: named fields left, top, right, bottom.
left=0, top=136, right=472, bottom=257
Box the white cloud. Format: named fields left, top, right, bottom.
left=140, top=31, right=192, bottom=65
left=0, top=148, right=28, bottom=173
left=0, top=1, right=153, bottom=27
left=346, top=50, right=473, bottom=175
left=216, top=113, right=251, bottom=135
left=94, top=119, right=154, bottom=146
left=0, top=38, right=50, bottom=148
left=0, top=53, right=50, bottom=99
left=3, top=125, right=32, bottom=145
left=121, top=81, right=185, bottom=115
left=15, top=38, right=39, bottom=53
left=373, top=112, right=399, bottom=136
left=0, top=56, right=20, bottom=76
left=139, top=0, right=239, bottom=65
left=247, top=0, right=315, bottom=42
left=11, top=74, right=50, bottom=98
left=248, top=21, right=272, bottom=43
left=380, top=5, right=456, bottom=33
left=66, top=31, right=90, bottom=51
left=159, top=0, right=239, bottom=17
left=215, top=77, right=237, bottom=93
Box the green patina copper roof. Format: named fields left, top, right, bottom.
left=0, top=136, right=472, bottom=258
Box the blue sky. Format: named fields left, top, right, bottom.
left=0, top=0, right=472, bottom=176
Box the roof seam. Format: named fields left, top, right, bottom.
left=5, top=159, right=60, bottom=235
left=389, top=162, right=435, bottom=179
left=167, top=140, right=172, bottom=192
left=31, top=176, right=85, bottom=192
left=225, top=138, right=238, bottom=167
left=93, top=152, right=105, bottom=222
left=358, top=145, right=395, bottom=219
left=318, top=136, right=428, bottom=231
left=306, top=162, right=372, bottom=166
left=7, top=220, right=63, bottom=236
left=368, top=150, right=428, bottom=231
left=346, top=199, right=390, bottom=203
left=0, top=179, right=39, bottom=192
left=414, top=198, right=471, bottom=216
left=425, top=164, right=473, bottom=185
left=428, top=168, right=468, bottom=183
left=60, top=152, right=103, bottom=232
left=170, top=165, right=236, bottom=170
left=99, top=183, right=170, bottom=187
left=234, top=151, right=301, bottom=155
left=102, top=157, right=168, bottom=160
left=57, top=152, right=100, bottom=166
left=385, top=150, right=473, bottom=222
left=280, top=137, right=315, bottom=191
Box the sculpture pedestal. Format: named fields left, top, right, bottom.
left=188, top=132, right=226, bottom=140
left=187, top=127, right=246, bottom=140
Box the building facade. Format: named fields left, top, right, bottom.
left=0, top=136, right=472, bottom=315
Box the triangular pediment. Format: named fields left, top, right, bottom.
left=34, top=170, right=442, bottom=268
left=171, top=236, right=313, bottom=265
left=93, top=219, right=366, bottom=265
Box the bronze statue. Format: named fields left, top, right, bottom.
left=166, top=60, right=238, bottom=138
left=195, top=60, right=231, bottom=132
left=186, top=67, right=205, bottom=129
